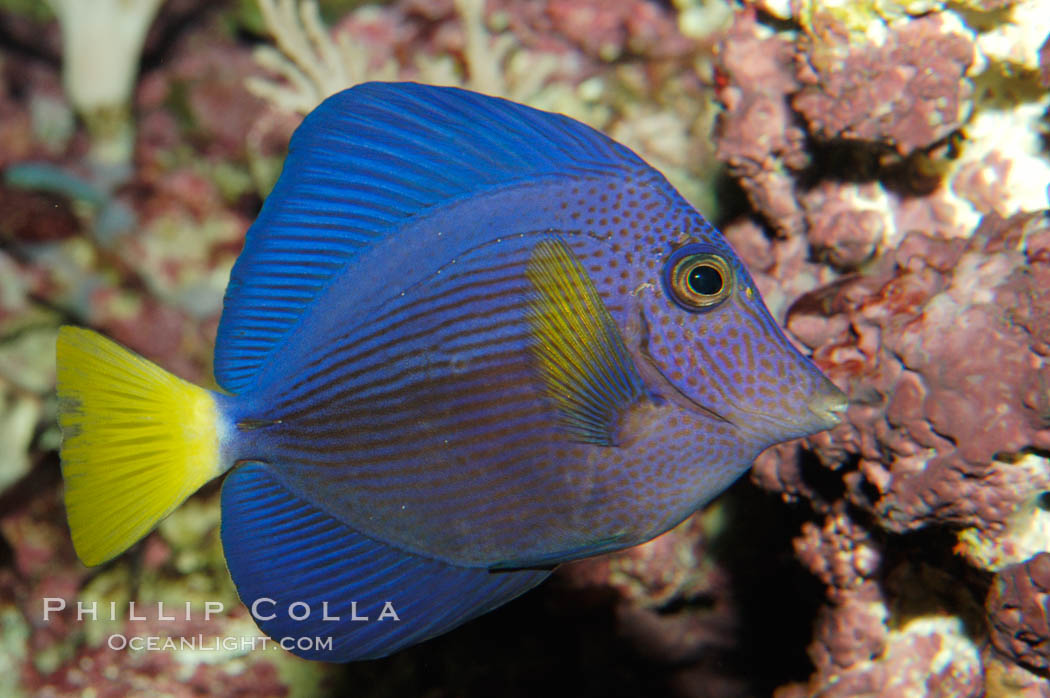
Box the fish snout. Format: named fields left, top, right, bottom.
left=805, top=380, right=849, bottom=430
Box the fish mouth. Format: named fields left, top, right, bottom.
left=805, top=381, right=849, bottom=430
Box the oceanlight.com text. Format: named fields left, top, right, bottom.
left=106, top=634, right=334, bottom=653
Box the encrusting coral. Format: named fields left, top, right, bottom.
left=714, top=1, right=1050, bottom=694
left=792, top=9, right=975, bottom=155
left=988, top=552, right=1050, bottom=673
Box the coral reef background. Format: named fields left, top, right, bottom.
left=0, top=0, right=1048, bottom=696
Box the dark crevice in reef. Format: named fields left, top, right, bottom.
left=880, top=526, right=992, bottom=641
left=707, top=477, right=825, bottom=695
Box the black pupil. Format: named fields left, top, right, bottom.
left=687, top=264, right=723, bottom=296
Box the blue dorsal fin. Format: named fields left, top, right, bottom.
left=215, top=82, right=654, bottom=393
left=220, top=463, right=550, bottom=661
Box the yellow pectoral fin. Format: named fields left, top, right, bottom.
left=56, top=327, right=226, bottom=566
left=524, top=237, right=645, bottom=445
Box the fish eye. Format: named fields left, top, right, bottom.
left=664, top=247, right=733, bottom=311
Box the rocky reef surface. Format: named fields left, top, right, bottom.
left=714, top=2, right=1050, bottom=695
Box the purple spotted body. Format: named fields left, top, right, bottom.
left=225, top=167, right=840, bottom=569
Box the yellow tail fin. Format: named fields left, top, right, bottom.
left=56, top=326, right=226, bottom=566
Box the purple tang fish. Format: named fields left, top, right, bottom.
left=56, top=82, right=846, bottom=661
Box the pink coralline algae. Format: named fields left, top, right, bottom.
left=542, top=0, right=693, bottom=60
left=988, top=552, right=1050, bottom=673
left=786, top=510, right=889, bottom=695
left=778, top=211, right=1050, bottom=538
left=485, top=0, right=693, bottom=61
left=801, top=181, right=887, bottom=270
left=793, top=13, right=975, bottom=155
left=711, top=3, right=1050, bottom=694
left=714, top=9, right=808, bottom=238
left=780, top=540, right=989, bottom=698
left=779, top=585, right=984, bottom=698
left=793, top=507, right=880, bottom=594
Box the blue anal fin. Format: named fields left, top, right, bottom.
left=220, top=463, right=550, bottom=661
